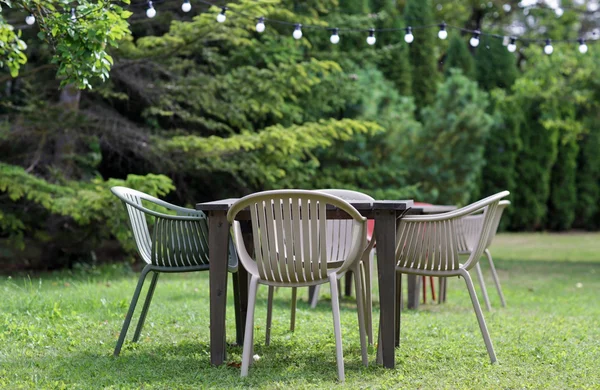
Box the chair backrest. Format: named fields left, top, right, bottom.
left=316, top=189, right=375, bottom=260
left=459, top=200, right=510, bottom=251
left=111, top=186, right=211, bottom=268
left=395, top=191, right=509, bottom=272
left=227, top=190, right=366, bottom=284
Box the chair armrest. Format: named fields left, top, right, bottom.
left=401, top=191, right=509, bottom=222
left=111, top=186, right=205, bottom=221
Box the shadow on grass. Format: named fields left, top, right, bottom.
left=25, top=337, right=372, bottom=388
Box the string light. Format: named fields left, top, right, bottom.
left=146, top=1, right=156, bottom=18
left=470, top=30, right=480, bottom=47
left=404, top=27, right=414, bottom=43
left=216, top=7, right=227, bottom=23
left=578, top=38, right=588, bottom=54
left=62, top=0, right=597, bottom=56
left=256, top=17, right=265, bottom=33
left=507, top=37, right=517, bottom=52
left=330, top=28, right=340, bottom=44
left=438, top=23, right=447, bottom=40
left=25, top=14, right=36, bottom=25
left=293, top=24, right=302, bottom=39
left=366, top=28, right=376, bottom=45
left=544, top=39, right=553, bottom=54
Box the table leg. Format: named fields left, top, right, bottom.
left=209, top=211, right=230, bottom=366
left=375, top=210, right=397, bottom=368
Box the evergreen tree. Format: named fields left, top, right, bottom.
left=574, top=118, right=600, bottom=229
left=547, top=134, right=579, bottom=230
left=338, top=0, right=370, bottom=14
left=444, top=33, right=475, bottom=78
left=510, top=101, right=559, bottom=230
left=407, top=69, right=493, bottom=205
left=404, top=0, right=439, bottom=108
left=475, top=36, right=518, bottom=91
left=374, top=1, right=412, bottom=96
left=478, top=90, right=522, bottom=229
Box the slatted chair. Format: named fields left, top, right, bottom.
left=305, top=189, right=375, bottom=344
left=378, top=191, right=510, bottom=364
left=457, top=200, right=510, bottom=310
left=111, top=186, right=238, bottom=356
left=228, top=190, right=368, bottom=381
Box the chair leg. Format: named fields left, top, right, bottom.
left=460, top=269, right=497, bottom=363
left=475, top=262, right=492, bottom=311
left=265, top=286, right=274, bottom=346
left=429, top=276, right=436, bottom=301
left=132, top=271, right=160, bottom=343
left=353, top=268, right=368, bottom=366
left=485, top=249, right=506, bottom=307
left=114, top=265, right=152, bottom=356
left=290, top=287, right=297, bottom=332
left=329, top=273, right=345, bottom=382
left=310, top=285, right=321, bottom=308
left=365, top=250, right=374, bottom=345
left=241, top=276, right=260, bottom=377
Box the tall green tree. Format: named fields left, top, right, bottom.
left=547, top=132, right=579, bottom=230
left=404, top=0, right=439, bottom=108
left=407, top=69, right=493, bottom=205
left=374, top=1, right=412, bottom=96
left=475, top=36, right=518, bottom=91
left=478, top=89, right=522, bottom=229
left=444, top=33, right=475, bottom=78
left=574, top=118, right=600, bottom=229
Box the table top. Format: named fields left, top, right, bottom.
left=196, top=198, right=415, bottom=212
left=410, top=205, right=457, bottom=214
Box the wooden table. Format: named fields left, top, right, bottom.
left=196, top=197, right=413, bottom=369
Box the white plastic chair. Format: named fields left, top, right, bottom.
left=378, top=191, right=510, bottom=364
left=458, top=200, right=510, bottom=310
left=307, top=189, right=375, bottom=345
left=228, top=190, right=368, bottom=381
left=110, top=186, right=238, bottom=356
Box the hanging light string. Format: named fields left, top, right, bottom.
left=16, top=0, right=598, bottom=54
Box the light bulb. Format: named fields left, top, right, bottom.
left=70, top=8, right=76, bottom=21
left=366, top=29, right=376, bottom=45
left=146, top=1, right=156, bottom=18
left=181, top=0, right=191, bottom=13
left=578, top=39, right=588, bottom=54
left=544, top=39, right=553, bottom=55
left=438, top=23, right=447, bottom=40
left=404, top=27, right=414, bottom=43
left=507, top=37, right=517, bottom=52
left=25, top=14, right=36, bottom=25
left=330, top=28, right=340, bottom=44
left=470, top=30, right=480, bottom=47
left=216, top=8, right=226, bottom=23
left=256, top=17, right=265, bottom=33
left=293, top=24, right=302, bottom=39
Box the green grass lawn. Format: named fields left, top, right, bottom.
left=1, top=232, right=599, bottom=389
